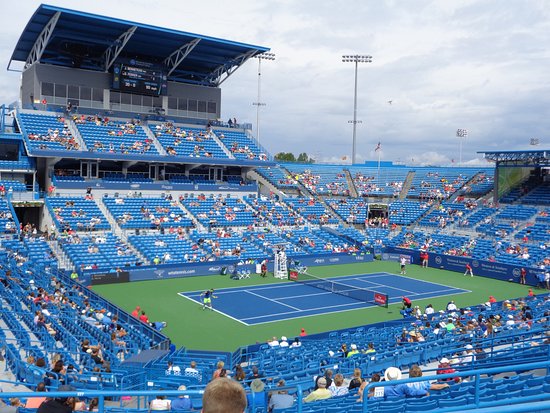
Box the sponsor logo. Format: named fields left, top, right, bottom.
left=382, top=253, right=389, bottom=260
left=208, top=266, right=222, bottom=272
left=154, top=269, right=165, bottom=278
left=472, top=260, right=480, bottom=268
left=161, top=185, right=174, bottom=190
left=435, top=256, right=443, bottom=265
left=167, top=269, right=196, bottom=276
left=329, top=258, right=340, bottom=262
left=130, top=184, right=140, bottom=189
left=314, top=259, right=325, bottom=264
left=512, top=268, right=521, bottom=276
left=355, top=255, right=365, bottom=261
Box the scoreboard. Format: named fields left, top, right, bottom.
left=112, top=60, right=167, bottom=96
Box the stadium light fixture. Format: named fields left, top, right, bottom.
left=342, top=54, right=372, bottom=165
left=252, top=52, right=275, bottom=145
left=456, top=128, right=468, bottom=166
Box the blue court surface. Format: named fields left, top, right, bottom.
left=178, top=272, right=470, bottom=326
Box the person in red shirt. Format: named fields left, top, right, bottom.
left=437, top=358, right=460, bottom=383
left=464, top=263, right=473, bottom=277
left=488, top=295, right=497, bottom=304
left=299, top=328, right=307, bottom=337
left=402, top=296, right=412, bottom=309
left=520, top=267, right=527, bottom=285
left=131, top=306, right=140, bottom=318
left=420, top=251, right=429, bottom=268
left=528, top=288, right=534, bottom=297
left=139, top=311, right=149, bottom=323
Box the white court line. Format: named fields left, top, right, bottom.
left=241, top=300, right=368, bottom=323
left=366, top=272, right=471, bottom=291
left=245, top=290, right=301, bottom=311
left=177, top=292, right=250, bottom=326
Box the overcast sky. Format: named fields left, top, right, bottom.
left=1, top=0, right=550, bottom=165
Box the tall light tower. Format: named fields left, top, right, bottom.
left=456, top=128, right=468, bottom=166
left=252, top=52, right=275, bottom=145
left=342, top=54, right=372, bottom=165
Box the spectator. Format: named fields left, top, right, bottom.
left=171, top=385, right=192, bottom=411
left=184, top=360, right=201, bottom=382
left=347, top=344, right=360, bottom=357
left=357, top=373, right=383, bottom=402
left=202, top=378, right=246, bottom=413
left=437, top=358, right=460, bottom=383
left=25, top=382, right=48, bottom=408
left=405, top=365, right=449, bottom=397
left=247, top=379, right=267, bottom=411
left=212, top=361, right=225, bottom=380
left=131, top=306, right=141, bottom=317
left=299, top=328, right=307, bottom=337
left=149, top=395, right=171, bottom=411
left=279, top=336, right=289, bottom=348
left=348, top=368, right=364, bottom=391
left=246, top=365, right=263, bottom=383
left=166, top=360, right=181, bottom=376
left=328, top=373, right=349, bottom=397
left=233, top=365, right=246, bottom=382
left=382, top=367, right=409, bottom=399
left=303, top=377, right=331, bottom=403
left=37, top=384, right=76, bottom=413
left=267, top=379, right=294, bottom=411
left=314, top=369, right=333, bottom=390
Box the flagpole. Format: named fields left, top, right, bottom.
left=377, top=148, right=381, bottom=184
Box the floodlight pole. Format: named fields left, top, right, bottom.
left=252, top=52, right=275, bottom=145
left=456, top=128, right=468, bottom=166
left=343, top=54, right=372, bottom=165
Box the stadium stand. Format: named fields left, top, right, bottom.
left=218, top=129, right=268, bottom=161
left=256, top=166, right=298, bottom=190
left=350, top=166, right=410, bottom=197
left=45, top=197, right=110, bottom=231
left=18, top=112, right=80, bottom=151
left=103, top=196, right=193, bottom=230
left=284, top=164, right=350, bottom=195
left=75, top=117, right=158, bottom=155
left=152, top=123, right=229, bottom=159
left=0, top=4, right=549, bottom=413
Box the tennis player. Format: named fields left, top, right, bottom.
left=201, top=289, right=217, bottom=310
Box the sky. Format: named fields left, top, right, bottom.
left=1, top=0, right=550, bottom=166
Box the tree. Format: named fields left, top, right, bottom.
left=297, top=152, right=310, bottom=163
left=274, top=152, right=315, bottom=163
left=274, top=152, right=296, bottom=162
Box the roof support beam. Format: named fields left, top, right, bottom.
left=206, top=50, right=256, bottom=86
left=102, top=26, right=137, bottom=71
left=164, top=38, right=201, bottom=77
left=25, top=11, right=61, bottom=69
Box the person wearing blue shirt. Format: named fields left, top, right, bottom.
left=171, top=385, right=193, bottom=411
left=405, top=365, right=449, bottom=397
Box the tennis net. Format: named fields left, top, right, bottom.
left=289, top=271, right=389, bottom=308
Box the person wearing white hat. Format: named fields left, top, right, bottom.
left=279, top=336, right=289, bottom=347
left=382, top=367, right=410, bottom=398
left=437, top=357, right=460, bottom=383
left=461, top=344, right=476, bottom=364
left=347, top=344, right=360, bottom=358
left=505, top=314, right=515, bottom=327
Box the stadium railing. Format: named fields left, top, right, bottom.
left=1, top=360, right=549, bottom=413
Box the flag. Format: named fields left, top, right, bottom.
left=375, top=142, right=381, bottom=152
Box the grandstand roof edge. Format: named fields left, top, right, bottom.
left=9, top=4, right=270, bottom=67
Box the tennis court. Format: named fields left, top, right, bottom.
left=178, top=272, right=470, bottom=325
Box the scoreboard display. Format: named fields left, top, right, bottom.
left=112, top=60, right=167, bottom=96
